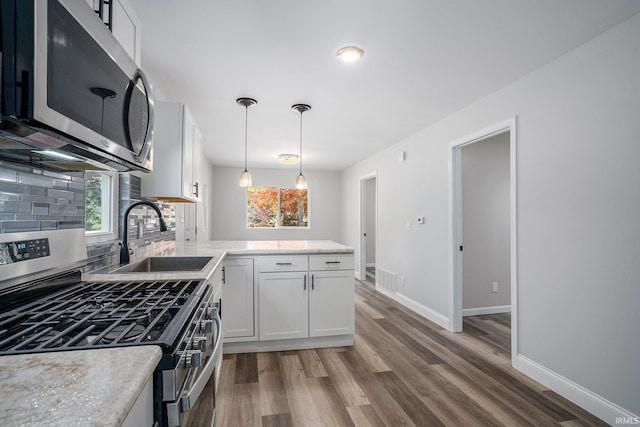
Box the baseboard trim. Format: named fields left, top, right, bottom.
left=375, top=286, right=449, bottom=330
left=223, top=335, right=354, bottom=354
left=366, top=262, right=376, bottom=268
left=515, top=354, right=638, bottom=425
left=462, top=305, right=511, bottom=316
left=354, top=270, right=362, bottom=280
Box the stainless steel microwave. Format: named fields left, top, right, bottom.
left=0, top=0, right=154, bottom=172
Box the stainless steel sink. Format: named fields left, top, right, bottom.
left=109, top=256, right=214, bottom=273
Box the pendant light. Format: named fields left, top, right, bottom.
left=292, top=103, right=311, bottom=189
left=237, top=97, right=257, bottom=187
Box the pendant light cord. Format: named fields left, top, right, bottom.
left=299, top=111, right=303, bottom=175
left=244, top=105, right=249, bottom=171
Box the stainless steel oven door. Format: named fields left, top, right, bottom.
left=166, top=307, right=222, bottom=427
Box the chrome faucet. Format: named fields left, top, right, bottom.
left=120, top=201, right=168, bottom=265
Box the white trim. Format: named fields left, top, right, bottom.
left=366, top=262, right=376, bottom=268
left=462, top=305, right=511, bottom=316
left=515, top=355, right=638, bottom=424
left=376, top=286, right=450, bottom=330
left=86, top=171, right=119, bottom=245
left=448, top=117, right=518, bottom=367
left=222, top=334, right=353, bottom=354
left=354, top=269, right=363, bottom=281
left=359, top=172, right=378, bottom=283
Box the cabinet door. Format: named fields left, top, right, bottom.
left=142, top=102, right=200, bottom=202
left=309, top=270, right=355, bottom=337
left=192, top=124, right=202, bottom=201
left=259, top=272, right=308, bottom=341
left=182, top=107, right=196, bottom=200
left=111, top=0, right=140, bottom=65
left=181, top=106, right=202, bottom=202
left=223, top=258, right=255, bottom=339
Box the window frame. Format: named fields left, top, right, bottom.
left=245, top=186, right=310, bottom=229
left=85, top=171, right=119, bottom=244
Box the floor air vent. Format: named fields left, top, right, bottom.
left=378, top=268, right=397, bottom=293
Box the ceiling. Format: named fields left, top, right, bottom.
left=129, top=0, right=640, bottom=171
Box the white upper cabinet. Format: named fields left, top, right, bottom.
left=85, top=0, right=141, bottom=66
left=142, top=102, right=203, bottom=202
left=111, top=0, right=141, bottom=65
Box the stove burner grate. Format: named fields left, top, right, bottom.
left=0, top=279, right=204, bottom=355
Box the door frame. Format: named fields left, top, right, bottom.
left=359, top=172, right=378, bottom=283
left=448, top=117, right=518, bottom=365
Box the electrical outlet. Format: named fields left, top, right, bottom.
left=417, top=217, right=424, bottom=224
left=492, top=282, right=498, bottom=293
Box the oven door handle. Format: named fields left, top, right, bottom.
left=179, top=308, right=222, bottom=413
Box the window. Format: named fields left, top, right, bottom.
left=247, top=186, right=308, bottom=228
left=85, top=171, right=118, bottom=241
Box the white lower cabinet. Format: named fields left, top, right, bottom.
left=259, top=272, right=309, bottom=341
left=309, top=270, right=355, bottom=337
left=257, top=254, right=354, bottom=343
left=222, top=258, right=255, bottom=339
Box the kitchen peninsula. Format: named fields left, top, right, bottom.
left=195, top=240, right=356, bottom=354
left=90, top=240, right=356, bottom=354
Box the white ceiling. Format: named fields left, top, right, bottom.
left=129, top=0, right=640, bottom=171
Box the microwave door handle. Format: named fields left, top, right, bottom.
left=179, top=309, right=222, bottom=413
left=134, top=69, right=155, bottom=163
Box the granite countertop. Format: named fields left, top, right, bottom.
left=175, top=240, right=355, bottom=256
left=0, top=346, right=162, bottom=426
left=85, top=240, right=352, bottom=282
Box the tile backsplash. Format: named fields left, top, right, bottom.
left=0, top=161, right=176, bottom=272
left=85, top=173, right=176, bottom=272
left=0, top=161, right=85, bottom=232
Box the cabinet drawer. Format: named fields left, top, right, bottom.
left=309, top=254, right=354, bottom=271
left=258, top=255, right=308, bottom=272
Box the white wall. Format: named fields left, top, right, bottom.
left=462, top=134, right=510, bottom=311
left=341, top=14, right=640, bottom=419
left=210, top=167, right=342, bottom=241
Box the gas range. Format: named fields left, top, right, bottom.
left=0, top=229, right=223, bottom=426
left=0, top=276, right=204, bottom=360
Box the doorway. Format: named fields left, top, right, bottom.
left=449, top=118, right=518, bottom=365
left=176, top=203, right=197, bottom=241
left=360, top=174, right=377, bottom=284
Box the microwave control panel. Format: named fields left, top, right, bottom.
left=0, top=239, right=50, bottom=265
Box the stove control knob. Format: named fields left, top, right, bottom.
left=200, top=320, right=214, bottom=334
left=185, top=350, right=202, bottom=368
left=192, top=337, right=208, bottom=351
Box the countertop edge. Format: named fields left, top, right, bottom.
left=0, top=345, right=162, bottom=427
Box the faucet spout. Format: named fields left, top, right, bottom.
left=120, top=201, right=168, bottom=265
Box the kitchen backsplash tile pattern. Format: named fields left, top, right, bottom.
left=86, top=174, right=175, bottom=272
left=0, top=161, right=85, bottom=232
left=0, top=162, right=176, bottom=272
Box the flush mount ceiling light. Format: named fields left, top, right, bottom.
left=237, top=97, right=257, bottom=187
left=292, top=103, right=311, bottom=189
left=277, top=153, right=299, bottom=164
left=336, top=46, right=364, bottom=63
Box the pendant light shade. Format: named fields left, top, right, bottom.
left=237, top=97, right=257, bottom=187
left=239, top=170, right=252, bottom=187
left=292, top=103, right=311, bottom=189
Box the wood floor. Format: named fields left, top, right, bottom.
left=214, top=280, right=606, bottom=427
